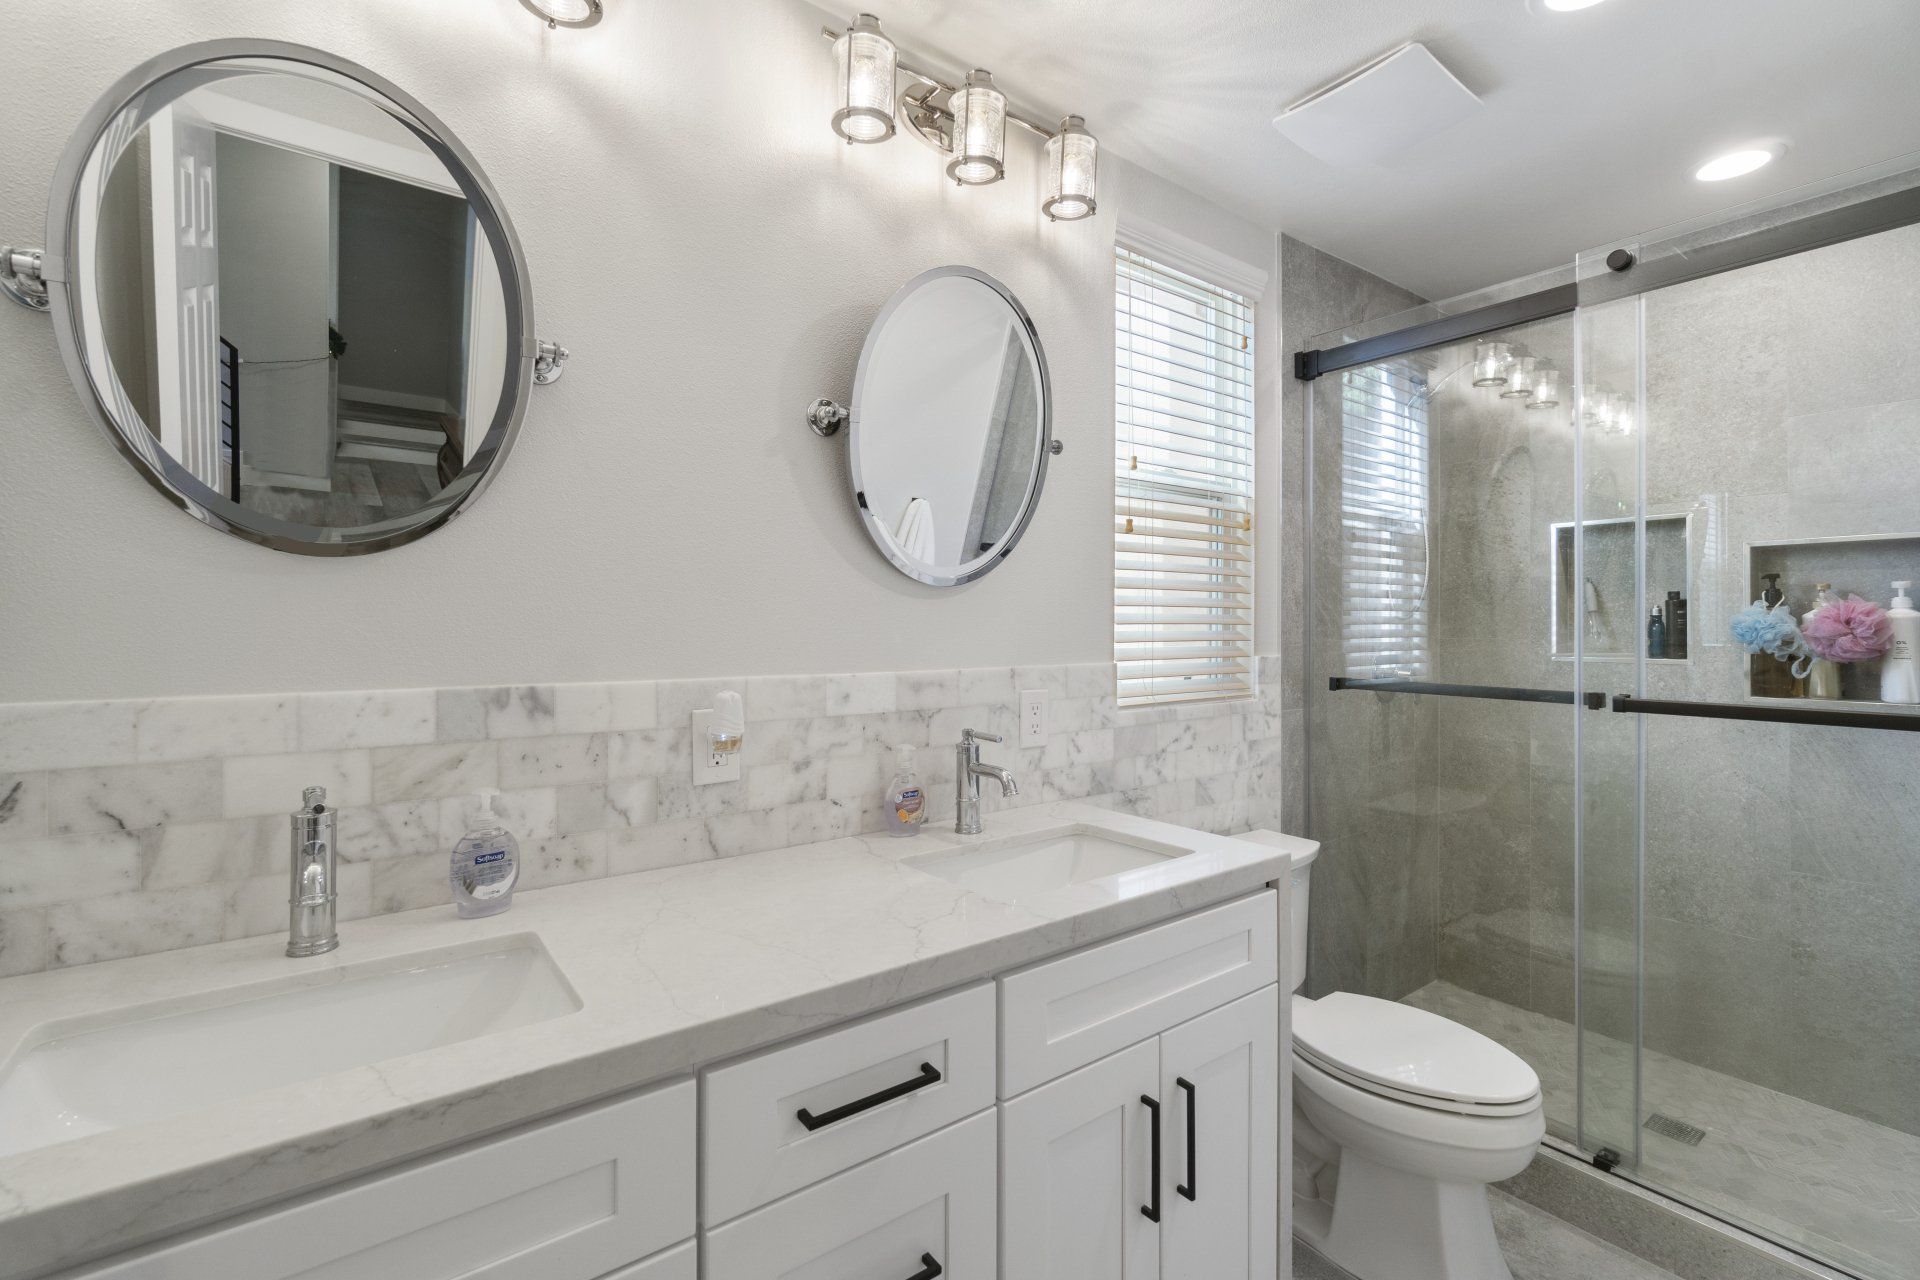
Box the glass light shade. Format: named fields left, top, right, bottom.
left=1472, top=341, right=1513, bottom=387
left=519, top=0, right=601, bottom=26
left=1526, top=368, right=1562, bottom=410
left=1500, top=355, right=1538, bottom=399
left=946, top=70, right=1006, bottom=185
left=1042, top=116, right=1098, bottom=221
left=831, top=14, right=896, bottom=144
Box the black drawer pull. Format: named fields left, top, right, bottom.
left=905, top=1253, right=943, bottom=1280
left=1140, top=1094, right=1162, bottom=1223
left=1176, top=1077, right=1197, bottom=1201
left=796, top=1062, right=942, bottom=1132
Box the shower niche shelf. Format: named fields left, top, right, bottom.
left=1550, top=514, right=1692, bottom=662
left=1745, top=531, right=1920, bottom=707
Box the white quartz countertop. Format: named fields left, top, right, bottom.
left=0, top=803, right=1307, bottom=1278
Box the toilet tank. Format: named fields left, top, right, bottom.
left=1236, top=830, right=1318, bottom=993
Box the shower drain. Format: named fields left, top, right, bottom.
left=1643, top=1112, right=1708, bottom=1146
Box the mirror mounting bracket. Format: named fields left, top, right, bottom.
left=1, top=245, right=50, bottom=312
left=806, top=398, right=848, bottom=436
left=533, top=339, right=570, bottom=385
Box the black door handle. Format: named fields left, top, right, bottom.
left=1140, top=1094, right=1162, bottom=1222
left=905, top=1253, right=943, bottom=1280
left=796, top=1062, right=942, bottom=1132
left=1176, top=1077, right=1197, bottom=1201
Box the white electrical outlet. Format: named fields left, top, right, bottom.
left=1019, top=689, right=1047, bottom=747
left=691, top=709, right=741, bottom=785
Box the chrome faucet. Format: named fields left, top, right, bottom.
left=287, top=786, right=339, bottom=957
left=955, top=728, right=1019, bottom=836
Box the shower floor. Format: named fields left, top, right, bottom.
left=1404, top=981, right=1920, bottom=1280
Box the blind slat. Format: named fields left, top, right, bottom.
left=1340, top=360, right=1430, bottom=680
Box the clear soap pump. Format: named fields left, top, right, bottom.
left=451, top=789, right=519, bottom=918
left=885, top=745, right=926, bottom=837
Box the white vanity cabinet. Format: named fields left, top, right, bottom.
left=56, top=1078, right=697, bottom=1280
left=46, top=888, right=1281, bottom=1280
left=999, top=894, right=1280, bottom=1280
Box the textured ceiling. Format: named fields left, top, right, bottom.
left=862, top=0, right=1920, bottom=299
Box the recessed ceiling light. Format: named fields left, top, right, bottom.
left=1694, top=147, right=1779, bottom=182
left=519, top=0, right=601, bottom=27
left=1543, top=0, right=1609, bottom=10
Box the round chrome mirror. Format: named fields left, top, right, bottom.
left=848, top=267, right=1052, bottom=586
left=38, top=41, right=541, bottom=555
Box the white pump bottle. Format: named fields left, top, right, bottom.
left=1880, top=580, right=1919, bottom=705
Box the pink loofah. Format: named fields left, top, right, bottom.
left=1802, top=594, right=1894, bottom=663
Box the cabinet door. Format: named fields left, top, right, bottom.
left=596, top=1241, right=696, bottom=1280
left=702, top=1111, right=994, bottom=1280
left=1000, top=1039, right=1160, bottom=1280
left=1158, top=988, right=1278, bottom=1280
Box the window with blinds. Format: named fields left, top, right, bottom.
left=1338, top=359, right=1431, bottom=679
left=1113, top=245, right=1255, bottom=709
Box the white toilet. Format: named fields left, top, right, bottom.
left=1241, top=831, right=1545, bottom=1280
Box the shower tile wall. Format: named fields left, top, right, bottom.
left=1281, top=235, right=1429, bottom=1000
left=1417, top=224, right=1920, bottom=1138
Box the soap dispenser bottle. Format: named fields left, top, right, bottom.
left=451, top=789, right=519, bottom=918
left=884, top=744, right=926, bottom=837
left=1880, top=580, right=1919, bottom=705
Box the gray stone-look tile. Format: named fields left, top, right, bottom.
left=371, top=740, right=500, bottom=804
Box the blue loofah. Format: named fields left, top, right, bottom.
left=1729, top=599, right=1811, bottom=675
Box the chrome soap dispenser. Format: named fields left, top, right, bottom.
left=287, top=785, right=340, bottom=957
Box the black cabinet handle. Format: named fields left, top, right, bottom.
left=796, top=1062, right=942, bottom=1132
left=1140, top=1094, right=1162, bottom=1223
left=1176, top=1077, right=1197, bottom=1201
left=905, top=1253, right=943, bottom=1280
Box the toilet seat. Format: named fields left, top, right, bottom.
left=1293, top=993, right=1539, bottom=1115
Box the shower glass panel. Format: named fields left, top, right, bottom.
left=1583, top=177, right=1920, bottom=1280
left=1303, top=157, right=1920, bottom=1280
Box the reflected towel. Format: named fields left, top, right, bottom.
left=895, top=497, right=935, bottom=562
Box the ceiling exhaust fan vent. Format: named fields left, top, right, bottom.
left=1273, top=43, right=1482, bottom=166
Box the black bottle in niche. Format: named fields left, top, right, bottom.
left=1664, top=590, right=1688, bottom=660
left=1648, top=608, right=1667, bottom=659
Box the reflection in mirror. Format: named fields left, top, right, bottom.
left=70, top=52, right=520, bottom=547
left=851, top=269, right=1050, bottom=585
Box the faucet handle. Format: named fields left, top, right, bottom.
left=961, top=728, right=1002, bottom=746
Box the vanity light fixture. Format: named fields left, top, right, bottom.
left=1043, top=116, right=1099, bottom=221
left=1542, top=0, right=1609, bottom=10
left=1525, top=368, right=1562, bottom=410
left=819, top=19, right=1097, bottom=219
left=831, top=13, right=897, bottom=143
left=519, top=0, right=602, bottom=28
left=1500, top=354, right=1539, bottom=399
left=947, top=69, right=1007, bottom=185
left=1471, top=341, right=1512, bottom=387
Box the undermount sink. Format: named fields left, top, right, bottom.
left=906, top=825, right=1190, bottom=903
left=0, top=936, right=579, bottom=1159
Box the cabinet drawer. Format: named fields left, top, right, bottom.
left=703, top=982, right=994, bottom=1223
left=703, top=1111, right=996, bottom=1280
left=598, top=1240, right=695, bottom=1280
left=61, top=1079, right=695, bottom=1280
left=999, top=891, right=1276, bottom=1097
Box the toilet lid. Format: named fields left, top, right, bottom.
left=1293, top=993, right=1539, bottom=1106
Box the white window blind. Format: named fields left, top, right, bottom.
left=1113, top=245, right=1255, bottom=708
left=1339, top=360, right=1430, bottom=679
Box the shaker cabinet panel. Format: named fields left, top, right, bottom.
left=703, top=982, right=994, bottom=1224
left=998, top=891, right=1276, bottom=1097
left=57, top=1079, right=696, bottom=1280
left=999, top=1039, right=1162, bottom=1280
left=595, top=1241, right=697, bottom=1280
left=702, top=1111, right=996, bottom=1280
left=1158, top=987, right=1279, bottom=1280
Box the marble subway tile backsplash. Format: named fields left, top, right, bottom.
left=0, top=660, right=1283, bottom=976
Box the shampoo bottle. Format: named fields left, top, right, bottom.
left=1647, top=608, right=1666, bottom=660
left=1880, top=580, right=1919, bottom=705
left=1805, top=584, right=1843, bottom=700
left=451, top=789, right=519, bottom=918
left=885, top=745, right=926, bottom=836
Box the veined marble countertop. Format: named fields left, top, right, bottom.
left=0, top=802, right=1307, bottom=1279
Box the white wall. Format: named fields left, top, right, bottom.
left=0, top=0, right=1278, bottom=701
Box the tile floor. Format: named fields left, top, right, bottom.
left=1406, top=980, right=1920, bottom=1280
left=1294, top=1188, right=1684, bottom=1280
